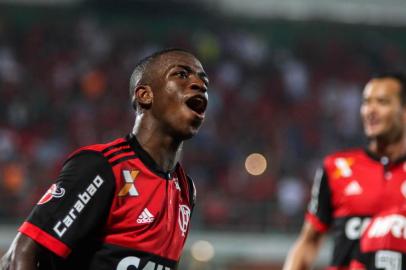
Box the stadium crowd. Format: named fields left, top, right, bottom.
left=0, top=12, right=405, bottom=233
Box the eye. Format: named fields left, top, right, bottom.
left=176, top=70, right=189, bottom=79
left=377, top=98, right=390, bottom=105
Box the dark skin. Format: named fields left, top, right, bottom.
left=133, top=51, right=208, bottom=171
left=1, top=51, right=209, bottom=270
left=1, top=234, right=39, bottom=270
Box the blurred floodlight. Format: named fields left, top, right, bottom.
left=245, top=153, right=267, bottom=176
left=214, top=0, right=406, bottom=27
left=190, top=240, right=215, bottom=262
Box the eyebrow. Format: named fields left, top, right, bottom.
left=176, top=64, right=209, bottom=86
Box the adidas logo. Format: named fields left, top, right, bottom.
left=137, top=208, right=155, bottom=224
left=344, top=180, right=363, bottom=196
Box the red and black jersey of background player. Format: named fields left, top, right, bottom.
left=349, top=205, right=406, bottom=270
left=18, top=133, right=196, bottom=270
left=306, top=148, right=406, bottom=269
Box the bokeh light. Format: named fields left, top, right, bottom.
left=245, top=153, right=267, bottom=176
left=190, top=240, right=215, bottom=262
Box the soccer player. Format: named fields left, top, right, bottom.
left=283, top=73, right=406, bottom=270
left=0, top=48, right=209, bottom=270
left=349, top=204, right=406, bottom=270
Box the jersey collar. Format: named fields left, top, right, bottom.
left=364, top=148, right=406, bottom=166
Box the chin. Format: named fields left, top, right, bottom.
left=185, top=119, right=203, bottom=138
left=173, top=127, right=199, bottom=141
left=183, top=128, right=200, bottom=140
left=364, top=127, right=382, bottom=138
left=172, top=117, right=203, bottom=140
left=365, top=132, right=380, bottom=140
left=366, top=131, right=397, bottom=142
left=365, top=134, right=377, bottom=141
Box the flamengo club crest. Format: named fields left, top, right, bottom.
left=37, top=184, right=65, bottom=205
left=178, top=205, right=191, bottom=237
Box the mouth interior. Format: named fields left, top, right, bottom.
left=186, top=96, right=207, bottom=114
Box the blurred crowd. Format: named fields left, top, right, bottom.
left=1, top=10, right=405, bottom=233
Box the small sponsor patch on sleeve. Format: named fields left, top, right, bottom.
left=37, top=183, right=65, bottom=205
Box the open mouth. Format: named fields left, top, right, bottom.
left=365, top=118, right=380, bottom=127
left=185, top=95, right=208, bottom=115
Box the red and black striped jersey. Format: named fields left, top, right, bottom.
left=306, top=148, right=406, bottom=269
left=350, top=205, right=406, bottom=270
left=19, top=134, right=196, bottom=270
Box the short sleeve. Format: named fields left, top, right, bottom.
left=19, top=150, right=115, bottom=258
left=305, top=167, right=333, bottom=232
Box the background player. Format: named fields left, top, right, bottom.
left=0, top=48, right=209, bottom=270
left=283, top=72, right=406, bottom=270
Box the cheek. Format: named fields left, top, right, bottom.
left=386, top=110, right=403, bottom=127
left=395, top=112, right=405, bottom=126
left=155, top=89, right=179, bottom=110
left=163, top=98, right=187, bottom=122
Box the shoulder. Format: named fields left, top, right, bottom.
left=64, top=137, right=136, bottom=168
left=66, top=137, right=128, bottom=160
left=56, top=142, right=120, bottom=193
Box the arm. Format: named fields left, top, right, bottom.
left=283, top=166, right=332, bottom=270
left=282, top=221, right=325, bottom=270
left=2, top=151, right=115, bottom=269
left=1, top=233, right=42, bottom=270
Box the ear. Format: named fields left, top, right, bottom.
left=134, top=85, right=153, bottom=109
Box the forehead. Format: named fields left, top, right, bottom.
left=363, top=78, right=401, bottom=99
left=153, top=52, right=204, bottom=72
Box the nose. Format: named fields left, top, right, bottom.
left=189, top=75, right=207, bottom=93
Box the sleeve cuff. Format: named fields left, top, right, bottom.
left=19, top=221, right=71, bottom=258
left=305, top=212, right=329, bottom=232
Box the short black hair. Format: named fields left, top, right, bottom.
left=371, top=72, right=406, bottom=106
left=129, top=48, right=193, bottom=110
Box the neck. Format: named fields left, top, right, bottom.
left=368, top=135, right=406, bottom=161
left=132, top=116, right=183, bottom=172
